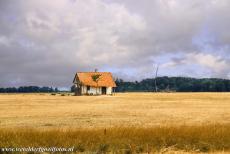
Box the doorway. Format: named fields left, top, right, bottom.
left=102, top=87, right=106, bottom=95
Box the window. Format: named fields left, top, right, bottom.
left=87, top=86, right=90, bottom=91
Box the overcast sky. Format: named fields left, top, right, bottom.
left=0, top=0, right=230, bottom=88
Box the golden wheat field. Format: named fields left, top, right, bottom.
left=0, top=93, right=230, bottom=128
left=0, top=93, right=230, bottom=153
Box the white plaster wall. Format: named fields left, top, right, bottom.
left=81, top=85, right=87, bottom=94
left=81, top=86, right=101, bottom=95
left=81, top=86, right=113, bottom=95
left=87, top=87, right=101, bottom=95
left=106, top=87, right=113, bottom=95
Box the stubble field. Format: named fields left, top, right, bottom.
left=0, top=93, right=230, bottom=153
left=0, top=92, right=230, bottom=128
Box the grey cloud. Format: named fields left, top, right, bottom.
left=0, top=0, right=230, bottom=87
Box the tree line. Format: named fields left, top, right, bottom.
left=0, top=86, right=59, bottom=93
left=115, top=76, right=230, bottom=92
left=1, top=76, right=230, bottom=93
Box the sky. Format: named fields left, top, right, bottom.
left=0, top=0, right=230, bottom=88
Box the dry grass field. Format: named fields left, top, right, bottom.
left=0, top=92, right=230, bottom=128
left=0, top=92, right=230, bottom=153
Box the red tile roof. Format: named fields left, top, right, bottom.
left=74, top=72, right=116, bottom=87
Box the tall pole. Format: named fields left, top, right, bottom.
left=154, top=64, right=159, bottom=92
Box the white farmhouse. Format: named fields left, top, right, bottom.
left=73, top=72, right=116, bottom=95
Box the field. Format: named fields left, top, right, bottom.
left=1, top=93, right=230, bottom=128
left=0, top=93, right=230, bottom=153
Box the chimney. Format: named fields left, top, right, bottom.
left=95, top=68, right=98, bottom=72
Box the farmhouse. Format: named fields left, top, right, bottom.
left=73, top=72, right=116, bottom=95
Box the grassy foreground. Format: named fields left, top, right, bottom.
left=0, top=124, right=230, bottom=153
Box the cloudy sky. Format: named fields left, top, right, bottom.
left=0, top=0, right=230, bottom=88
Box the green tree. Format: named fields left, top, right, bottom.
left=70, top=85, right=75, bottom=93
left=91, top=74, right=101, bottom=94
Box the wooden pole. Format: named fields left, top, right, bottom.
left=154, top=64, right=159, bottom=92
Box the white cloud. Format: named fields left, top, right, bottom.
left=188, top=53, right=229, bottom=77
left=159, top=52, right=230, bottom=78
left=0, top=0, right=230, bottom=87
left=190, top=53, right=227, bottom=70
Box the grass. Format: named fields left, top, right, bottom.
left=0, top=93, right=230, bottom=153
left=0, top=93, right=230, bottom=128
left=0, top=124, right=230, bottom=153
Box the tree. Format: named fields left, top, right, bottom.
left=91, top=74, right=101, bottom=94
left=55, top=87, right=59, bottom=92
left=113, top=77, right=230, bottom=92
left=70, top=85, right=75, bottom=93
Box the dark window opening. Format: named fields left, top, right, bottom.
left=87, top=86, right=90, bottom=91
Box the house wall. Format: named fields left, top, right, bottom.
left=106, top=87, right=113, bottom=95
left=81, top=85, right=102, bottom=95
left=74, top=84, right=81, bottom=95
left=88, top=86, right=101, bottom=95
left=74, top=84, right=114, bottom=95
left=81, top=85, right=87, bottom=94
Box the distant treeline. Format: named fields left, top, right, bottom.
left=0, top=86, right=59, bottom=93
left=1, top=77, right=230, bottom=93
left=115, top=77, right=230, bottom=92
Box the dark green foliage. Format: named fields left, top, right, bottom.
left=92, top=74, right=102, bottom=83
left=0, top=86, right=59, bottom=93
left=115, top=77, right=230, bottom=92
left=2, top=76, right=230, bottom=93
left=70, top=85, right=76, bottom=92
